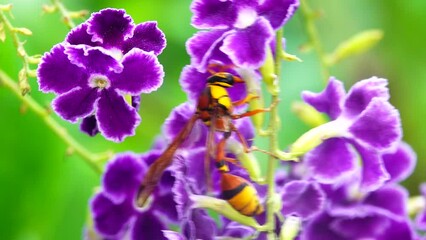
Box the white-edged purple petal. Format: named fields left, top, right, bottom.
left=304, top=138, right=358, bottom=184
left=52, top=87, right=99, bottom=123
left=186, top=30, right=230, bottom=70
left=80, top=115, right=99, bottom=136
left=331, top=213, right=390, bottom=239
left=349, top=98, right=401, bottom=150
left=220, top=17, right=274, bottom=68
left=302, top=213, right=346, bottom=240
left=415, top=183, right=426, bottom=231
left=150, top=192, right=179, bottom=222
left=191, top=0, right=237, bottom=29
left=110, top=49, right=164, bottom=95
left=38, top=44, right=87, bottom=94
left=364, top=185, right=408, bottom=218
left=102, top=153, right=146, bottom=203
left=354, top=142, right=390, bottom=192
left=382, top=142, right=417, bottom=184
left=163, top=231, right=186, bottom=240
left=302, top=77, right=345, bottom=120
left=280, top=180, right=325, bottom=219
left=220, top=221, right=255, bottom=238
left=131, top=211, right=167, bottom=240
left=182, top=209, right=217, bottom=240
left=65, top=46, right=123, bottom=74
left=162, top=102, right=206, bottom=148
left=66, top=23, right=100, bottom=46
left=91, top=193, right=134, bottom=238
left=343, top=77, right=389, bottom=117
left=123, top=21, right=166, bottom=55
left=377, top=219, right=414, bottom=240
left=96, top=89, right=141, bottom=142
left=257, top=0, right=299, bottom=29
left=179, top=65, right=210, bottom=103
left=87, top=8, right=134, bottom=47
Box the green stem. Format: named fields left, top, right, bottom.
left=0, top=69, right=110, bottom=174
left=300, top=0, right=330, bottom=83
left=0, top=8, right=33, bottom=95
left=264, top=29, right=284, bottom=240
left=51, top=0, right=76, bottom=29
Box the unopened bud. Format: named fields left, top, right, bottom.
left=326, top=29, right=384, bottom=66
left=13, top=27, right=32, bottom=36
left=0, top=4, right=13, bottom=11
left=227, top=138, right=262, bottom=182
left=28, top=55, right=41, bottom=64
left=260, top=46, right=279, bottom=96
left=0, top=22, right=5, bottom=42
left=42, top=4, right=57, bottom=13
left=291, top=101, right=327, bottom=128
left=280, top=216, right=301, bottom=240
left=69, top=10, right=89, bottom=19
left=18, top=68, right=30, bottom=95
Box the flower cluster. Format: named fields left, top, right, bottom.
left=38, top=8, right=166, bottom=142
left=32, top=1, right=424, bottom=240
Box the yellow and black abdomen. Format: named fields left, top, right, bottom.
left=209, top=84, right=233, bottom=113
left=221, top=172, right=264, bottom=216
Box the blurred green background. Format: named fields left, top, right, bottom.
left=0, top=0, right=424, bottom=239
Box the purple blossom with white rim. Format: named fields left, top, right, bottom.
left=38, top=8, right=166, bottom=141
left=294, top=77, right=402, bottom=192
left=90, top=152, right=177, bottom=239
left=302, top=184, right=414, bottom=240
left=187, top=0, right=299, bottom=69
left=38, top=44, right=164, bottom=142
left=415, top=183, right=426, bottom=231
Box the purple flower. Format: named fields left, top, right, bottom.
left=38, top=8, right=166, bottom=142
left=301, top=77, right=402, bottom=192
left=416, top=183, right=426, bottom=231
left=187, top=0, right=299, bottom=69
left=90, top=152, right=177, bottom=239
left=302, top=184, right=414, bottom=240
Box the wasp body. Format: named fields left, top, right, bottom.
left=137, top=69, right=266, bottom=216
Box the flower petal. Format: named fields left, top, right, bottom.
left=302, top=77, right=345, bottom=120
left=91, top=193, right=133, bottom=238
left=220, top=17, right=274, bottom=68
left=305, top=138, right=358, bottom=184
left=382, top=142, right=417, bottom=183
left=179, top=65, right=210, bottom=102
left=343, top=77, right=389, bottom=117
left=220, top=221, right=255, bottom=238
left=302, top=213, right=346, bottom=240
left=331, top=213, right=391, bottom=239
left=52, top=87, right=99, bottom=123
left=110, top=49, right=164, bottom=95
left=183, top=209, right=217, bottom=240
left=65, top=46, right=123, bottom=73
left=364, top=185, right=408, bottom=218
left=377, top=219, right=414, bottom=240
left=123, top=21, right=166, bottom=55
left=131, top=211, right=167, bottom=240
left=349, top=98, right=401, bottom=150
left=280, top=180, right=325, bottom=219
left=150, top=191, right=179, bottom=223
left=187, top=30, right=230, bottom=70
left=191, top=0, right=237, bottom=29
left=80, top=115, right=99, bottom=136
left=38, top=44, right=87, bottom=94
left=96, top=89, right=141, bottom=142
left=87, top=8, right=134, bottom=47
left=102, top=153, right=146, bottom=203
left=354, top=142, right=390, bottom=192
left=258, top=0, right=299, bottom=29
left=163, top=231, right=186, bottom=240
left=66, top=23, right=100, bottom=46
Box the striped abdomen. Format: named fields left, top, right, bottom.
left=221, top=172, right=264, bottom=216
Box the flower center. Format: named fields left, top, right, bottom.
left=89, top=75, right=110, bottom=89
left=234, top=7, right=258, bottom=29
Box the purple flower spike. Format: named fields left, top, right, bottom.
left=188, top=0, right=299, bottom=69
left=39, top=8, right=166, bottom=142
left=302, top=77, right=402, bottom=192
left=280, top=180, right=325, bottom=219
left=91, top=152, right=177, bottom=239
left=416, top=183, right=426, bottom=231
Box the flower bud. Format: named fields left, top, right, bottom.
left=291, top=101, right=327, bottom=128
left=260, top=46, right=279, bottom=95
left=279, top=216, right=301, bottom=240
left=0, top=22, right=5, bottom=42
left=227, top=138, right=263, bottom=182
left=326, top=29, right=383, bottom=66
